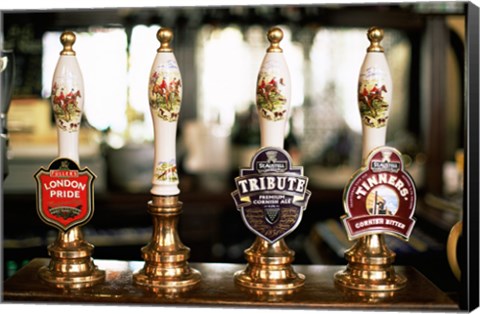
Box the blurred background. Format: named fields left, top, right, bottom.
left=1, top=2, right=468, bottom=300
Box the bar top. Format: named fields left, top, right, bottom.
left=3, top=258, right=458, bottom=311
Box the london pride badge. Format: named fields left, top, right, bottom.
left=232, top=147, right=311, bottom=244
left=34, top=158, right=96, bottom=232
left=342, top=146, right=416, bottom=240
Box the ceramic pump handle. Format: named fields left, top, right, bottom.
left=51, top=31, right=84, bottom=164
left=148, top=28, right=182, bottom=196
left=358, top=27, right=393, bottom=163
left=256, top=27, right=291, bottom=149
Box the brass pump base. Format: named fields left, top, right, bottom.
left=234, top=237, right=305, bottom=291
left=334, top=234, right=406, bottom=291
left=133, top=195, right=201, bottom=291
left=38, top=226, right=105, bottom=289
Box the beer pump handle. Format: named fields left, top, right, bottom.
left=51, top=31, right=84, bottom=164
left=358, top=27, right=393, bottom=162
left=148, top=28, right=182, bottom=196
left=334, top=29, right=413, bottom=292
left=1, top=49, right=15, bottom=180
left=256, top=27, right=291, bottom=149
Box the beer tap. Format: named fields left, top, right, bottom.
left=233, top=27, right=310, bottom=292
left=133, top=27, right=201, bottom=292
left=334, top=27, right=417, bottom=292
left=36, top=31, right=105, bottom=288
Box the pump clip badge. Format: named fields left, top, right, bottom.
left=34, top=158, right=95, bottom=232
left=232, top=147, right=311, bottom=244
left=342, top=146, right=416, bottom=240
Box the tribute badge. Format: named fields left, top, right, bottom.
left=35, top=158, right=95, bottom=232
left=232, top=147, right=311, bottom=244
left=342, top=146, right=416, bottom=240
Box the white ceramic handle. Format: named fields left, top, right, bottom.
left=256, top=27, right=291, bottom=149
left=358, top=27, right=393, bottom=163
left=148, top=28, right=182, bottom=196
left=51, top=31, right=84, bottom=164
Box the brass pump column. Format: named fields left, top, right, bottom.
left=37, top=31, right=105, bottom=289
left=232, top=27, right=310, bottom=293
left=133, top=28, right=201, bottom=292
left=334, top=27, right=407, bottom=292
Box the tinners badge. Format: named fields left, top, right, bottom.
left=342, top=146, right=416, bottom=240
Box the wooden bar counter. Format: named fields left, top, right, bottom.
left=3, top=258, right=458, bottom=311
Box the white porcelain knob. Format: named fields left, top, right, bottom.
left=51, top=31, right=84, bottom=164
left=256, top=27, right=291, bottom=149
left=358, top=27, right=393, bottom=163
left=148, top=28, right=182, bottom=196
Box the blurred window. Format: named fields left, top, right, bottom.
left=196, top=25, right=304, bottom=129
left=302, top=27, right=411, bottom=164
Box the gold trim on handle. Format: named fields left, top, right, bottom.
left=60, top=31, right=76, bottom=56
left=266, top=27, right=284, bottom=53
left=157, top=27, right=174, bottom=53
left=366, top=27, right=384, bottom=53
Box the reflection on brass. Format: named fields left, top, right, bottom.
left=157, top=27, right=173, bottom=53
left=335, top=281, right=396, bottom=303
left=142, top=285, right=190, bottom=298
left=266, top=27, right=283, bottom=53
left=447, top=220, right=462, bottom=281
left=238, top=282, right=300, bottom=302
left=334, top=234, right=406, bottom=291
left=60, top=31, right=76, bottom=56
left=38, top=226, right=105, bottom=289
left=366, top=27, right=384, bottom=53
left=133, top=195, right=201, bottom=291
left=234, top=237, right=305, bottom=291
